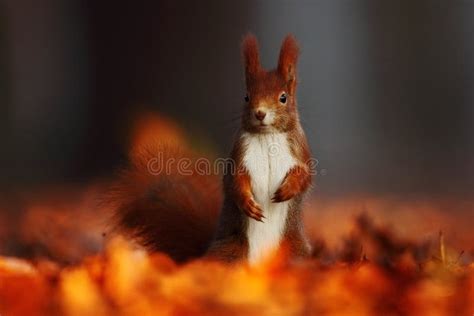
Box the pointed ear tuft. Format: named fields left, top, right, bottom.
left=242, top=34, right=261, bottom=83
left=278, top=34, right=299, bottom=87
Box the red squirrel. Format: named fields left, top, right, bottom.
left=206, top=34, right=313, bottom=263
left=110, top=34, right=313, bottom=264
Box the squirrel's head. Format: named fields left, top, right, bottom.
left=241, top=34, right=300, bottom=134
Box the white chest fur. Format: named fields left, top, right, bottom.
left=241, top=132, right=297, bottom=264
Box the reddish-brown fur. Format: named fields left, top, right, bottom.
left=110, top=35, right=313, bottom=263
left=207, top=34, right=313, bottom=262
left=272, top=165, right=312, bottom=203
left=108, top=126, right=222, bottom=263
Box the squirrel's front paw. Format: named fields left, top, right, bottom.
left=272, top=182, right=298, bottom=203
left=240, top=198, right=265, bottom=222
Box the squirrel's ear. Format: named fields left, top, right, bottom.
left=278, top=35, right=299, bottom=93
left=242, top=34, right=260, bottom=84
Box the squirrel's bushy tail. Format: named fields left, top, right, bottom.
left=107, top=114, right=222, bottom=262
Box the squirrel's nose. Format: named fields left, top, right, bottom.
left=255, top=110, right=266, bottom=121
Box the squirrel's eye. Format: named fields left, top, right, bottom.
left=244, top=94, right=250, bottom=103
left=279, top=93, right=287, bottom=104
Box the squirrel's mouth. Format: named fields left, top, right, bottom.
left=257, top=123, right=271, bottom=130
left=250, top=120, right=269, bottom=128
left=254, top=124, right=274, bottom=134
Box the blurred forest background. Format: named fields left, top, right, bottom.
left=1, top=0, right=474, bottom=198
